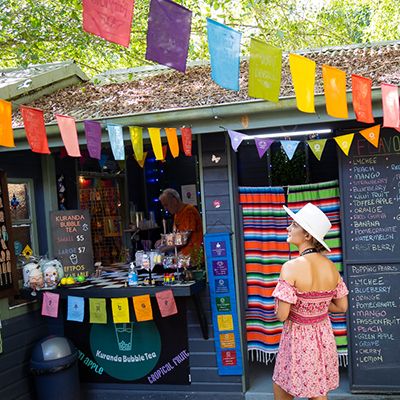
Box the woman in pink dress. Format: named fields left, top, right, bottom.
left=272, top=203, right=349, bottom=400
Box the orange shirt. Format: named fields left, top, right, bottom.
left=174, top=204, right=203, bottom=256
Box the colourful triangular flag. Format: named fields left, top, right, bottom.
left=56, top=115, right=81, bottom=157
left=180, top=127, right=192, bottom=156
left=381, top=83, right=400, bottom=129
left=155, top=289, right=178, bottom=317
left=129, top=126, right=143, bottom=162
left=359, top=125, right=380, bottom=148
left=228, top=129, right=248, bottom=152
left=281, top=140, right=300, bottom=160
left=84, top=120, right=102, bottom=160
left=99, top=154, right=108, bottom=169
left=248, top=39, right=282, bottom=103
left=307, top=139, right=327, bottom=161
left=254, top=138, right=273, bottom=158
left=107, top=124, right=125, bottom=160
left=0, top=100, right=15, bottom=148
left=322, top=65, right=348, bottom=119
left=207, top=18, right=241, bottom=91
left=111, top=298, right=130, bottom=323
left=89, top=298, right=107, bottom=324
left=351, top=75, right=374, bottom=124
left=132, top=294, right=153, bottom=322
left=148, top=127, right=164, bottom=160
left=165, top=128, right=179, bottom=158
left=67, top=296, right=85, bottom=322
left=136, top=151, right=148, bottom=168
left=41, top=292, right=60, bottom=318
left=334, top=133, right=354, bottom=156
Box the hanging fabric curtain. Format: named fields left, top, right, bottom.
left=239, top=187, right=289, bottom=363
left=286, top=179, right=348, bottom=366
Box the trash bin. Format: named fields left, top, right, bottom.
left=31, top=336, right=80, bottom=400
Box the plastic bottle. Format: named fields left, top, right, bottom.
left=128, top=262, right=138, bottom=286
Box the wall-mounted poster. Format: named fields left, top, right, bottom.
left=181, top=184, right=197, bottom=206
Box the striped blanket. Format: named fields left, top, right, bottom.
left=240, top=181, right=348, bottom=366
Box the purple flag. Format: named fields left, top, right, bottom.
left=254, top=138, right=273, bottom=158
left=84, top=120, right=102, bottom=160
left=145, top=0, right=192, bottom=73
left=228, top=129, right=249, bottom=152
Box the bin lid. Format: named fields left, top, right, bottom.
left=32, top=336, right=76, bottom=362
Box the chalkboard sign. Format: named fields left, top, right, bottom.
left=50, top=209, right=94, bottom=278
left=340, top=131, right=400, bottom=262
left=347, top=263, right=400, bottom=392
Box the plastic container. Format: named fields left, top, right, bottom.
left=30, top=336, right=80, bottom=400
left=128, top=262, right=138, bottom=286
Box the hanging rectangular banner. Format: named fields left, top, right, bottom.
left=67, top=296, right=85, bottom=322
left=41, top=291, right=60, bottom=318
left=289, top=54, right=316, bottom=113
left=204, top=232, right=243, bottom=375
left=322, top=65, right=348, bottom=119
left=129, top=126, right=143, bottom=162
left=165, top=128, right=180, bottom=158
left=0, top=100, right=15, bottom=148
left=148, top=127, right=164, bottom=160
left=107, top=124, right=125, bottom=160
left=82, top=0, right=135, bottom=47
left=248, top=39, right=282, bottom=103
left=207, top=18, right=241, bottom=91
left=381, top=83, right=400, bottom=129
left=56, top=115, right=82, bottom=157
left=180, top=127, right=192, bottom=156
left=84, top=120, right=102, bottom=160
left=20, top=106, right=51, bottom=154
left=351, top=75, right=374, bottom=124
left=146, top=0, right=192, bottom=73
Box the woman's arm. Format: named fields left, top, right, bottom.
left=329, top=296, right=348, bottom=313
left=275, top=299, right=292, bottom=322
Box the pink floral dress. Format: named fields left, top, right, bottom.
left=272, top=278, right=349, bottom=398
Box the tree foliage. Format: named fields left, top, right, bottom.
left=0, top=0, right=398, bottom=76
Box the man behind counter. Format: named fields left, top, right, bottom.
left=158, top=188, right=203, bottom=256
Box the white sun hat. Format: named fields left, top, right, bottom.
left=283, top=202, right=332, bottom=252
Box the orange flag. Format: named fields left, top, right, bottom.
left=56, top=115, right=81, bottom=157
left=334, top=133, right=354, bottom=156
left=359, top=125, right=380, bottom=148
left=132, top=294, right=153, bottom=322
left=289, top=54, right=316, bottom=113
left=20, top=106, right=50, bottom=154
left=165, top=128, right=179, bottom=158
left=351, top=75, right=374, bottom=123
left=322, top=65, right=348, bottom=119
left=0, top=100, right=15, bottom=148
left=180, top=127, right=192, bottom=156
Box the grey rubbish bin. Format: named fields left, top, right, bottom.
left=30, top=336, right=80, bottom=400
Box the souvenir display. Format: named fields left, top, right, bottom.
left=41, top=259, right=64, bottom=288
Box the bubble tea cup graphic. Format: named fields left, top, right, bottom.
left=114, top=323, right=134, bottom=351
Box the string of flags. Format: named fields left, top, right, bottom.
left=41, top=289, right=178, bottom=321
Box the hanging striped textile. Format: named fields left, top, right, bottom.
left=287, top=179, right=348, bottom=366
left=239, top=187, right=289, bottom=362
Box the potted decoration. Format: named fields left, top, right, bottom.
left=190, top=245, right=205, bottom=281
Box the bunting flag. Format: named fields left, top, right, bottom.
left=334, top=133, right=354, bottom=156
left=206, top=18, right=241, bottom=91
left=99, top=154, right=108, bottom=169
left=107, top=124, right=125, bottom=160
left=67, top=296, right=85, bottom=322
left=84, top=120, right=102, bottom=160
left=228, top=129, right=249, bottom=152
left=162, top=144, right=168, bottom=161
left=20, top=106, right=51, bottom=154
left=0, top=100, right=15, bottom=147
left=136, top=151, right=148, bottom=168
left=351, top=75, right=374, bottom=124
left=111, top=298, right=130, bottom=323
left=381, top=83, right=400, bottom=129
left=155, top=289, right=178, bottom=317
left=56, top=115, right=81, bottom=157
left=281, top=140, right=300, bottom=160
left=180, top=127, right=192, bottom=156
left=41, top=292, right=60, bottom=318
left=248, top=39, right=282, bottom=103
left=165, top=128, right=180, bottom=157
left=148, top=127, right=164, bottom=160
left=307, top=139, right=327, bottom=161
left=82, top=0, right=135, bottom=47
left=129, top=126, right=143, bottom=161
left=289, top=54, right=316, bottom=113
left=146, top=0, right=192, bottom=73
left=322, top=65, right=348, bottom=119
left=89, top=298, right=107, bottom=324
left=359, top=125, right=381, bottom=148
left=254, top=138, right=273, bottom=159
left=132, top=294, right=153, bottom=322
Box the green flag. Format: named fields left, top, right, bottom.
left=308, top=139, right=327, bottom=161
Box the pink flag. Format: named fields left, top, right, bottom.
left=155, top=289, right=177, bottom=317
left=254, top=138, right=273, bottom=158
left=381, top=83, right=400, bottom=129
left=84, top=120, right=102, bottom=160
left=83, top=0, right=135, bottom=47
left=180, top=127, right=192, bottom=156
left=20, top=106, right=51, bottom=154
left=228, top=129, right=248, bottom=152
left=56, top=115, right=81, bottom=157
left=41, top=292, right=60, bottom=318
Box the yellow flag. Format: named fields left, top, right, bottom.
left=359, top=125, right=380, bottom=148
left=322, top=65, right=348, bottom=119
left=132, top=294, right=153, bottom=322
left=165, top=128, right=179, bottom=158
left=136, top=151, right=147, bottom=168
left=148, top=128, right=163, bottom=160
left=111, top=298, right=130, bottom=323
left=89, top=298, right=107, bottom=324
left=307, top=139, right=327, bottom=161
left=289, top=54, right=316, bottom=113
left=217, top=314, right=233, bottom=331
left=334, top=133, right=354, bottom=156
left=129, top=126, right=143, bottom=161
left=0, top=100, right=15, bottom=147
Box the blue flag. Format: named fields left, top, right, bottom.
left=207, top=19, right=241, bottom=91
left=107, top=124, right=125, bottom=161
left=67, top=296, right=85, bottom=322
left=281, top=140, right=300, bottom=160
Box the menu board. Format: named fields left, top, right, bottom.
left=50, top=210, right=94, bottom=278
left=347, top=263, right=400, bottom=391
left=340, top=131, right=400, bottom=262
